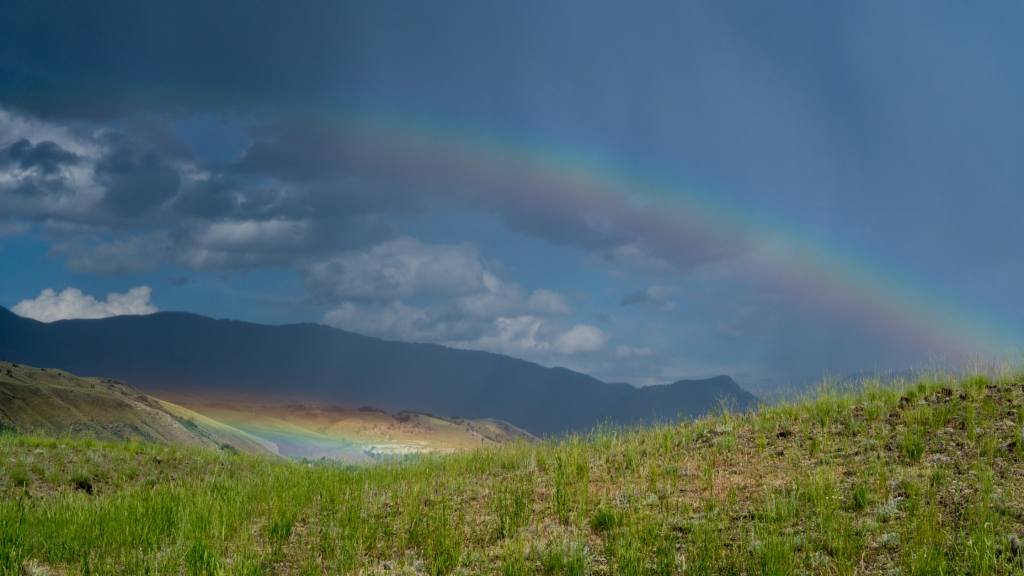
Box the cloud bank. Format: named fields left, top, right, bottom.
left=318, top=249, right=603, bottom=363
left=12, top=286, right=158, bottom=323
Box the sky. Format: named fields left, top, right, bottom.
left=1, top=1, right=1023, bottom=390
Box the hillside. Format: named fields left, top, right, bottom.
left=2, top=368, right=1022, bottom=575
left=152, top=391, right=536, bottom=460
left=0, top=306, right=635, bottom=435
left=0, top=361, right=533, bottom=462
left=0, top=361, right=273, bottom=455
left=602, top=375, right=760, bottom=425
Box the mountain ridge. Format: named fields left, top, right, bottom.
left=602, top=375, right=760, bottom=425
left=0, top=306, right=635, bottom=435
left=0, top=307, right=761, bottom=435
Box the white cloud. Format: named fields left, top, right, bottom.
left=12, top=286, right=158, bottom=323
left=443, top=273, right=573, bottom=320
left=456, top=316, right=549, bottom=354
left=452, top=272, right=525, bottom=318
left=554, top=324, right=610, bottom=354
left=321, top=301, right=447, bottom=342
left=526, top=289, right=572, bottom=316
left=609, top=243, right=677, bottom=275
left=322, top=297, right=585, bottom=355
left=317, top=239, right=578, bottom=349
left=0, top=110, right=108, bottom=218
left=199, top=218, right=308, bottom=249
left=0, top=109, right=100, bottom=157
left=448, top=317, right=608, bottom=358
left=319, top=265, right=599, bottom=360
left=304, top=237, right=485, bottom=300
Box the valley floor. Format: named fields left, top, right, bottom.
left=3, top=367, right=1024, bottom=575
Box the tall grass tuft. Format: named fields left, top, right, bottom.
left=898, top=430, right=925, bottom=463
left=550, top=440, right=590, bottom=525
left=493, top=471, right=534, bottom=538
left=183, top=540, right=220, bottom=576
left=419, top=497, right=463, bottom=576
left=501, top=537, right=531, bottom=576
left=589, top=506, right=618, bottom=532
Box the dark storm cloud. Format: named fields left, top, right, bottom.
left=0, top=112, right=401, bottom=276
left=168, top=176, right=237, bottom=219
left=96, top=148, right=181, bottom=218
left=0, top=138, right=79, bottom=174
left=232, top=124, right=429, bottom=217
left=232, top=121, right=648, bottom=257
left=0, top=0, right=551, bottom=120
left=0, top=1, right=355, bottom=120
left=2, top=0, right=1024, bottom=361
left=235, top=126, right=349, bottom=182
left=499, top=206, right=636, bottom=254
left=3, top=0, right=1023, bottom=276
left=0, top=137, right=80, bottom=201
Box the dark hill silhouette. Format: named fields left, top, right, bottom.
left=0, top=306, right=635, bottom=435
left=602, top=375, right=759, bottom=425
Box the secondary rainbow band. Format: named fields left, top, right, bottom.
left=321, top=110, right=1020, bottom=360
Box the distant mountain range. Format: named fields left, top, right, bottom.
left=602, top=375, right=759, bottom=425
left=0, top=307, right=759, bottom=435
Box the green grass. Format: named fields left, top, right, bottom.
left=589, top=506, right=618, bottom=532
left=493, top=470, right=535, bottom=538
left=2, top=365, right=1024, bottom=574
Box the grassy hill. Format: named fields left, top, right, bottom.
left=0, top=361, right=274, bottom=456
left=2, top=366, right=1024, bottom=575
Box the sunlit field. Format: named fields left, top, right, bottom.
left=3, top=366, right=1024, bottom=575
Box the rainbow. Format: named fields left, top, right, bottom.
left=298, top=109, right=1021, bottom=361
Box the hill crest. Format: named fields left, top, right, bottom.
left=603, top=375, right=760, bottom=425
left=0, top=360, right=274, bottom=455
